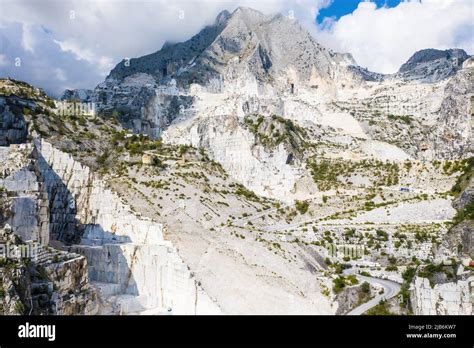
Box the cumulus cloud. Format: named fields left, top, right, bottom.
left=316, top=0, right=474, bottom=73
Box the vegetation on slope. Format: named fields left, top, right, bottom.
left=450, top=156, right=474, bottom=224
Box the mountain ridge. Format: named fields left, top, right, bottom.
left=57, top=7, right=473, bottom=204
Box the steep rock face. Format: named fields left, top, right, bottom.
left=449, top=222, right=474, bottom=257
left=37, top=140, right=221, bottom=314
left=198, top=8, right=347, bottom=87
left=454, top=176, right=474, bottom=213
left=107, top=7, right=354, bottom=88
left=433, top=68, right=474, bottom=158
left=165, top=113, right=302, bottom=202
left=37, top=245, right=98, bottom=315
left=36, top=139, right=93, bottom=245
left=0, top=79, right=221, bottom=314
left=0, top=207, right=33, bottom=315
left=0, top=79, right=57, bottom=146
left=74, top=8, right=365, bottom=139
left=108, top=10, right=231, bottom=83
left=89, top=74, right=195, bottom=138
left=335, top=282, right=374, bottom=315
left=95, top=8, right=232, bottom=132
left=398, top=49, right=469, bottom=83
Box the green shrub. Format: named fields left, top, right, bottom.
left=295, top=200, right=309, bottom=214
left=387, top=114, right=412, bottom=124
left=332, top=276, right=346, bottom=293
left=347, top=274, right=359, bottom=285
left=453, top=201, right=474, bottom=224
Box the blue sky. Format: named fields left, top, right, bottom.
left=317, top=0, right=402, bottom=23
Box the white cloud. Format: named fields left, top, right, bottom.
left=54, top=39, right=96, bottom=63
left=54, top=67, right=67, bottom=81
left=0, top=22, right=109, bottom=96
left=316, top=0, right=474, bottom=73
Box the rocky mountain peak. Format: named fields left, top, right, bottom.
left=202, top=7, right=352, bottom=84
left=397, top=48, right=470, bottom=83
